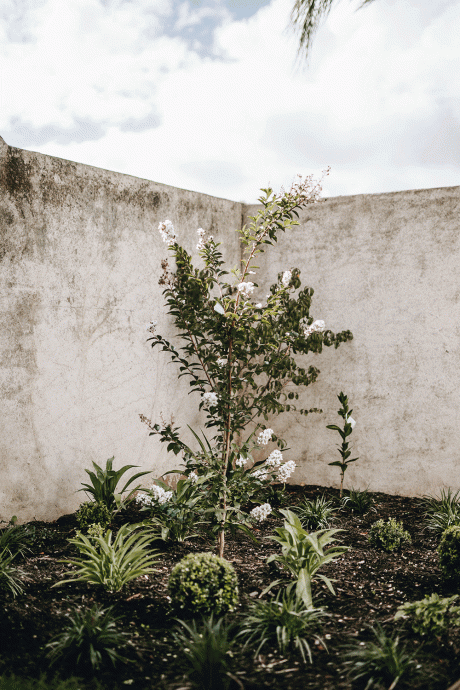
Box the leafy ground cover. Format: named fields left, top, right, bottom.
left=1, top=484, right=459, bottom=690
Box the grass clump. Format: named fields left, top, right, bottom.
left=238, top=589, right=327, bottom=663
left=55, top=523, right=159, bottom=592
left=172, top=616, right=234, bottom=690
left=343, top=624, right=420, bottom=689
left=295, top=495, right=336, bottom=530
left=46, top=604, right=129, bottom=673
left=342, top=487, right=375, bottom=516
left=419, top=488, right=460, bottom=536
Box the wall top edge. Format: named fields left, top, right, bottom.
left=0, top=137, right=242, bottom=206
left=2, top=135, right=459, bottom=207
left=244, top=183, right=460, bottom=213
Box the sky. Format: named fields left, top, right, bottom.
left=1, top=0, right=459, bottom=203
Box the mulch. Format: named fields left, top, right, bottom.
left=1, top=484, right=459, bottom=689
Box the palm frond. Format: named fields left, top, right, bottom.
left=289, top=0, right=378, bottom=62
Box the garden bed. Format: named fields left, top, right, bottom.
left=1, top=484, right=459, bottom=689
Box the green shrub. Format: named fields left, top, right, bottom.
left=395, top=593, right=460, bottom=636
left=438, top=525, right=460, bottom=580
left=86, top=523, right=104, bottom=540
left=168, top=552, right=238, bottom=617
left=368, top=518, right=411, bottom=552
left=75, top=501, right=112, bottom=532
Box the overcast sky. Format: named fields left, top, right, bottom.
left=1, top=0, right=459, bottom=202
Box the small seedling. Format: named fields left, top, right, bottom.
left=327, top=392, right=358, bottom=498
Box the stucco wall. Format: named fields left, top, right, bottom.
left=0, top=137, right=243, bottom=522
left=2, top=136, right=459, bottom=522
left=245, top=186, right=460, bottom=496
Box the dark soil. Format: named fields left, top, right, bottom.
left=1, top=485, right=459, bottom=690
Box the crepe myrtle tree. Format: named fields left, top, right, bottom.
left=141, top=172, right=353, bottom=556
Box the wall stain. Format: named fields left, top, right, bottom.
left=1, top=147, right=33, bottom=200
left=0, top=208, right=15, bottom=260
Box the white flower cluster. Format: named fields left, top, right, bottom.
left=237, top=282, right=255, bottom=299
left=251, top=468, right=269, bottom=481
left=158, top=220, right=177, bottom=246
left=146, top=318, right=157, bottom=333
left=151, top=484, right=174, bottom=503
left=265, top=449, right=283, bottom=468
left=255, top=303, right=262, bottom=309
left=346, top=416, right=356, bottom=429
left=188, top=470, right=198, bottom=484
left=277, top=460, right=296, bottom=483
left=196, top=228, right=213, bottom=250
left=217, top=357, right=227, bottom=367
left=281, top=270, right=292, bottom=288
left=235, top=455, right=247, bottom=468
left=136, top=484, right=173, bottom=506
left=135, top=492, right=154, bottom=506
left=303, top=319, right=326, bottom=338
left=202, top=391, right=218, bottom=407
left=257, top=428, right=273, bottom=446
left=250, top=503, right=272, bottom=522
left=196, top=227, right=206, bottom=251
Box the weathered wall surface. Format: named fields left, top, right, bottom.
left=0, top=137, right=243, bottom=522
left=246, top=186, right=460, bottom=496
left=2, top=135, right=459, bottom=522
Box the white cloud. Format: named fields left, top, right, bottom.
left=1, top=0, right=459, bottom=202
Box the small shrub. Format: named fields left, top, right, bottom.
left=46, top=604, right=129, bottom=673
left=168, top=552, right=238, bottom=617
left=343, top=624, right=420, bottom=689
left=86, top=523, right=105, bottom=540
left=368, top=518, right=411, bottom=552
left=238, top=589, right=327, bottom=663
left=172, top=616, right=234, bottom=690
left=295, top=495, right=336, bottom=530
left=75, top=501, right=112, bottom=532
left=395, top=593, right=460, bottom=636
left=438, top=525, right=460, bottom=581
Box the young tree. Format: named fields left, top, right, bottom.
left=142, top=173, right=353, bottom=556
